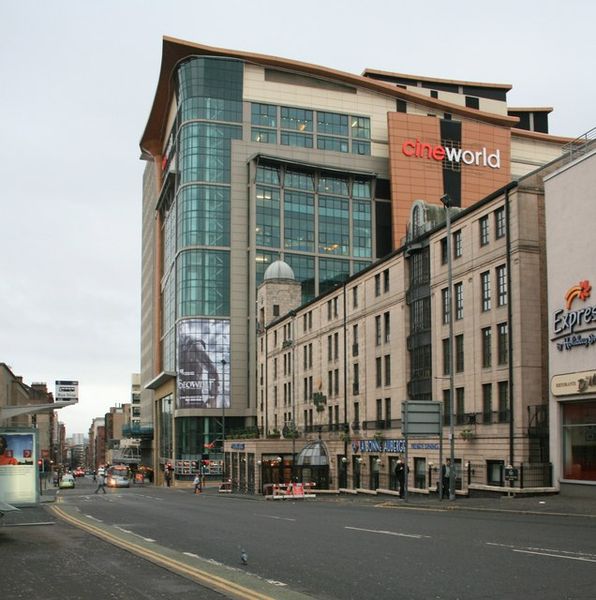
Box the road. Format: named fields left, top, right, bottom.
left=38, top=476, right=596, bottom=600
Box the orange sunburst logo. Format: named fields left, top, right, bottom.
left=564, top=280, right=591, bottom=310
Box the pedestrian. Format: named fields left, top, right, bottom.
left=94, top=471, right=106, bottom=494
left=165, top=466, right=172, bottom=488
left=395, top=458, right=406, bottom=499
left=441, top=458, right=451, bottom=498
left=193, top=473, right=201, bottom=494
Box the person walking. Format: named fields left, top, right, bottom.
left=165, top=466, right=172, bottom=488
left=94, top=471, right=106, bottom=494
left=441, top=459, right=451, bottom=498
left=395, top=458, right=406, bottom=499
left=193, top=473, right=202, bottom=494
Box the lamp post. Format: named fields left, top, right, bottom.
left=221, top=358, right=227, bottom=483
left=440, top=193, right=456, bottom=501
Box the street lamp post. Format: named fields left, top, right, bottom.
left=221, top=358, right=227, bottom=483
left=441, top=194, right=456, bottom=501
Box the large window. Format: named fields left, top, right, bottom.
left=481, top=271, right=491, bottom=312
left=177, top=250, right=230, bottom=317
left=479, top=215, right=489, bottom=246
left=495, top=207, right=505, bottom=239
left=284, top=191, right=314, bottom=252
left=497, top=323, right=508, bottom=365
left=455, top=334, right=464, bottom=373
left=319, top=196, right=349, bottom=255
left=497, top=265, right=508, bottom=307
left=178, top=185, right=230, bottom=248
left=319, top=258, right=349, bottom=294
left=481, top=327, right=492, bottom=368
left=455, top=282, right=464, bottom=320
left=256, top=186, right=280, bottom=247
left=562, top=401, right=596, bottom=481
left=482, top=384, right=492, bottom=424
left=281, top=106, right=313, bottom=132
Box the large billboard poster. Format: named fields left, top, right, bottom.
left=0, top=429, right=38, bottom=505
left=176, top=319, right=230, bottom=409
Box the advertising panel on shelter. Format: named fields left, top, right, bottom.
left=176, top=319, right=230, bottom=409
left=0, top=429, right=39, bottom=505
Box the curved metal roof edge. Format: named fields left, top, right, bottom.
left=511, top=128, right=573, bottom=144
left=140, top=36, right=519, bottom=155
left=361, top=67, right=513, bottom=90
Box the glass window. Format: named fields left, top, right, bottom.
left=319, top=258, right=349, bottom=295
left=281, top=106, right=313, bottom=132
left=562, top=401, right=596, bottom=481
left=281, top=132, right=313, bottom=148
left=483, top=384, right=492, bottom=423
left=481, top=327, right=492, bottom=368
left=353, top=260, right=371, bottom=275
left=317, top=112, right=348, bottom=136
left=455, top=282, right=463, bottom=320
left=177, top=250, right=230, bottom=317
left=318, top=176, right=349, bottom=196
left=384, top=355, right=391, bottom=386
left=285, top=169, right=314, bottom=191
left=375, top=316, right=381, bottom=345
left=352, top=200, right=372, bottom=258
left=256, top=165, right=280, bottom=186
left=384, top=311, right=391, bottom=343
left=376, top=357, right=382, bottom=387
left=351, top=140, right=371, bottom=155
left=480, top=216, right=489, bottom=246
left=453, top=230, right=462, bottom=258
left=285, top=254, right=315, bottom=303
left=442, top=338, right=450, bottom=376
left=497, top=265, right=507, bottom=307
left=284, top=191, right=314, bottom=252
left=495, top=207, right=505, bottom=239
left=251, top=128, right=276, bottom=144
left=455, top=334, right=464, bottom=373
left=383, top=269, right=390, bottom=293
left=178, top=185, right=230, bottom=249
left=497, top=323, right=508, bottom=365
left=498, top=382, right=509, bottom=422
left=351, top=116, right=371, bottom=139
left=319, top=196, right=349, bottom=255
left=481, top=271, right=491, bottom=311
left=440, top=238, right=448, bottom=265
left=352, top=179, right=371, bottom=199
left=456, top=388, right=465, bottom=424
left=251, top=103, right=277, bottom=127
left=179, top=122, right=242, bottom=185
left=374, top=274, right=381, bottom=297
left=317, top=136, right=349, bottom=153
left=256, top=186, right=280, bottom=247
left=442, top=288, right=450, bottom=324
left=176, top=58, right=243, bottom=123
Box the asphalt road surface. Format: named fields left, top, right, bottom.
left=34, top=476, right=596, bottom=600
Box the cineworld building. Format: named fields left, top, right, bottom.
left=139, top=36, right=583, bottom=492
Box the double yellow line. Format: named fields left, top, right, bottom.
left=49, top=505, right=276, bottom=600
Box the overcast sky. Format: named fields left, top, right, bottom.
left=1, top=1, right=593, bottom=436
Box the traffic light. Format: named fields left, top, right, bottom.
left=37, top=459, right=43, bottom=471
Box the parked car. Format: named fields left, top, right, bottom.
left=59, top=474, right=75, bottom=489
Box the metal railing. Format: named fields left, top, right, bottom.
left=561, top=126, right=596, bottom=161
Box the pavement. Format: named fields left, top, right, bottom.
left=1, top=483, right=594, bottom=529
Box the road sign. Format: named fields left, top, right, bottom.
left=504, top=467, right=519, bottom=481
left=401, top=401, right=442, bottom=436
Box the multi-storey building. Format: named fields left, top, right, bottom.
left=139, top=37, right=571, bottom=485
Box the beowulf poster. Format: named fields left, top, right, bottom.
left=176, top=319, right=230, bottom=409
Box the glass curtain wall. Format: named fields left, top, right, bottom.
left=255, top=164, right=372, bottom=301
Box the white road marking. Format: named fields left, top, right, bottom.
left=512, top=549, right=596, bottom=563
left=85, top=515, right=103, bottom=522
left=265, top=580, right=288, bottom=587
left=183, top=552, right=200, bottom=558
left=113, top=525, right=155, bottom=542
left=345, top=526, right=430, bottom=539
left=487, top=542, right=596, bottom=561
left=257, top=514, right=296, bottom=522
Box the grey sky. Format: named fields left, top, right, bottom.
left=1, top=1, right=593, bottom=435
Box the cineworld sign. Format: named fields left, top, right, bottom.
left=402, top=139, right=501, bottom=169
left=352, top=439, right=406, bottom=453
left=553, top=280, right=596, bottom=351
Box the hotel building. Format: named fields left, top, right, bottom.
left=139, top=37, right=573, bottom=488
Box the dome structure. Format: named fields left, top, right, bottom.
left=295, top=440, right=329, bottom=466
left=263, top=259, right=295, bottom=281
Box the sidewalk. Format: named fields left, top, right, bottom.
left=213, top=485, right=596, bottom=517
